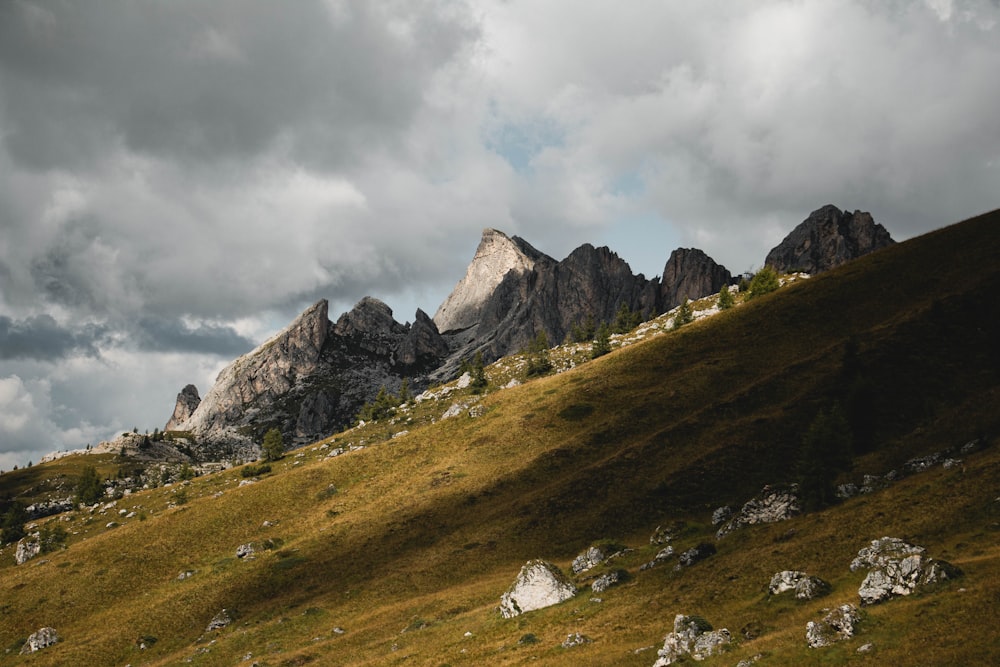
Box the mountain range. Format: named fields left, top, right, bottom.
left=164, top=205, right=893, bottom=457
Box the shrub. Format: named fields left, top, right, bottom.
left=525, top=331, right=553, bottom=377
left=0, top=501, right=27, bottom=546
left=242, top=464, right=272, bottom=478
left=718, top=284, right=735, bottom=310
left=591, top=322, right=611, bottom=358
left=470, top=351, right=488, bottom=394
left=39, top=524, right=68, bottom=553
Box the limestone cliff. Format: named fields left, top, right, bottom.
left=433, top=229, right=544, bottom=333
left=660, top=248, right=732, bottom=311
left=765, top=205, right=895, bottom=274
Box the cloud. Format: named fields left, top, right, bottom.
left=0, top=314, right=103, bottom=360
left=1, top=0, right=999, bottom=468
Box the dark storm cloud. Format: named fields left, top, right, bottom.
left=133, top=316, right=254, bottom=356
left=0, top=1, right=476, bottom=171
left=0, top=314, right=103, bottom=360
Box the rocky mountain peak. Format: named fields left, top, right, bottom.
left=433, top=228, right=548, bottom=333
left=165, top=384, right=200, bottom=431
left=765, top=205, right=895, bottom=274
left=660, top=248, right=732, bottom=311
left=333, top=297, right=403, bottom=337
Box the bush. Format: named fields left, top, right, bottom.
left=591, top=322, right=611, bottom=359
left=718, top=284, right=735, bottom=310
left=0, top=501, right=27, bottom=546
left=241, top=464, right=272, bottom=478
left=525, top=332, right=553, bottom=377
left=39, top=524, right=68, bottom=553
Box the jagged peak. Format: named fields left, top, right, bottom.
left=433, top=228, right=549, bottom=333
left=333, top=296, right=404, bottom=337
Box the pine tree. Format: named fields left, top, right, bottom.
left=748, top=266, right=780, bottom=299
left=797, top=405, right=853, bottom=511
left=672, top=299, right=694, bottom=329
left=262, top=428, right=285, bottom=462
left=718, top=283, right=735, bottom=310
left=591, top=321, right=612, bottom=358
left=470, top=351, right=488, bottom=393
left=75, top=465, right=104, bottom=506
left=525, top=331, right=553, bottom=377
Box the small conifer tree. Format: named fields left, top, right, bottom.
left=470, top=351, right=488, bottom=393
left=591, top=321, right=612, bottom=358
left=262, top=428, right=285, bottom=462
left=525, top=331, right=553, bottom=377
left=672, top=299, right=694, bottom=330
left=75, top=465, right=104, bottom=506
left=718, top=283, right=735, bottom=310
left=748, top=266, right=780, bottom=299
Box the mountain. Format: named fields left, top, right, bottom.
left=3, top=208, right=997, bottom=666
left=164, top=207, right=898, bottom=459
left=765, top=204, right=895, bottom=274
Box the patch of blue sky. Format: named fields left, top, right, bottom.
left=484, top=113, right=565, bottom=174
left=597, top=212, right=682, bottom=280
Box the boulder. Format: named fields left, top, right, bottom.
left=572, top=544, right=622, bottom=574
left=561, top=632, right=592, bottom=648
left=850, top=537, right=961, bottom=605
left=206, top=608, right=233, bottom=632
left=650, top=522, right=684, bottom=545
left=20, top=627, right=59, bottom=654
left=675, top=543, right=716, bottom=570
left=640, top=546, right=675, bottom=571
left=236, top=543, right=256, bottom=559
left=716, top=484, right=800, bottom=538
left=592, top=569, right=628, bottom=593
left=653, top=614, right=731, bottom=666
left=15, top=535, right=41, bottom=565
left=499, top=559, right=577, bottom=618
left=711, top=506, right=733, bottom=526
left=806, top=604, right=861, bottom=648
left=768, top=570, right=831, bottom=600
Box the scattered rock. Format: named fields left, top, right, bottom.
left=716, top=484, right=800, bottom=538
left=905, top=452, right=941, bottom=473
left=468, top=405, right=485, bottom=418
left=572, top=544, right=619, bottom=574
left=857, top=642, right=875, bottom=653
left=592, top=569, right=628, bottom=593
left=20, top=627, right=59, bottom=654
left=653, top=614, right=731, bottom=666
left=850, top=537, right=961, bottom=605
left=236, top=543, right=256, bottom=559
left=561, top=632, right=592, bottom=648
left=441, top=402, right=469, bottom=419
left=674, top=543, right=716, bottom=570
left=640, top=546, right=675, bottom=571
left=768, top=570, right=831, bottom=600
left=499, top=559, right=577, bottom=618
left=15, top=535, right=41, bottom=565
left=206, top=609, right=233, bottom=632
left=177, top=570, right=195, bottom=580
left=836, top=483, right=859, bottom=499
left=942, top=458, right=963, bottom=470
left=806, top=604, right=861, bottom=648
left=711, top=506, right=733, bottom=526
left=650, top=522, right=684, bottom=545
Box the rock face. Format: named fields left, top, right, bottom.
left=169, top=298, right=450, bottom=458
left=165, top=384, right=201, bottom=431
left=769, top=570, right=831, bottom=600
left=433, top=229, right=542, bottom=333
left=653, top=614, right=731, bottom=666
left=765, top=205, right=894, bottom=274
left=806, top=604, right=861, bottom=648
left=716, top=484, right=801, bottom=538
left=850, top=537, right=961, bottom=605
left=660, top=248, right=732, bottom=311
left=499, top=559, right=577, bottom=618
left=20, top=627, right=59, bottom=654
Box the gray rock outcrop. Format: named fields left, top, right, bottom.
left=653, top=614, right=731, bottom=666
left=206, top=608, right=233, bottom=632
left=675, top=543, right=716, bottom=569
left=768, top=570, right=831, bottom=600
left=716, top=484, right=801, bottom=538
left=850, top=537, right=961, bottom=605
left=659, top=248, right=732, bottom=311
left=591, top=569, right=628, bottom=593
left=561, top=632, right=592, bottom=648
left=571, top=543, right=622, bottom=574
left=20, top=627, right=59, bottom=654
left=434, top=229, right=542, bottom=333
left=499, top=559, right=577, bottom=618
left=765, top=205, right=894, bottom=274
left=165, top=384, right=201, bottom=431
left=15, top=534, right=41, bottom=565
left=806, top=604, right=861, bottom=648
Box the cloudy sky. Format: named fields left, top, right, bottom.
left=1, top=0, right=998, bottom=469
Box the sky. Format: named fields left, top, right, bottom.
left=1, top=0, right=998, bottom=469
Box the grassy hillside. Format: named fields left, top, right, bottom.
left=1, top=210, right=998, bottom=666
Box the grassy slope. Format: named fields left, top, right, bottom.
left=1, top=210, right=998, bottom=666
